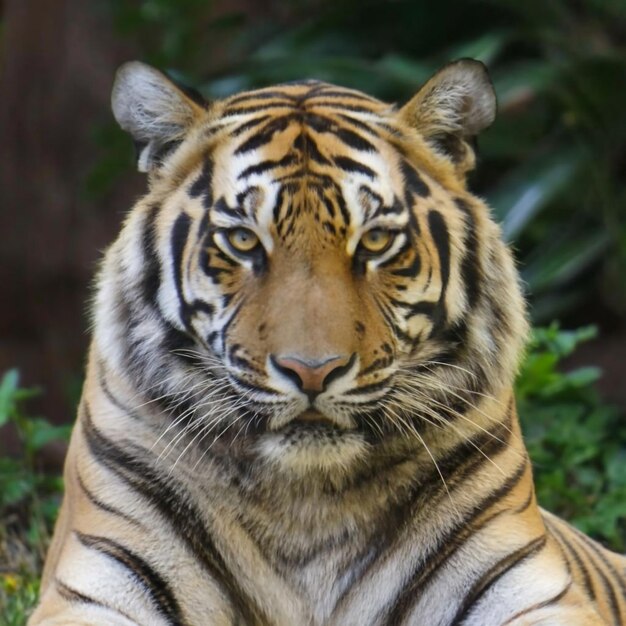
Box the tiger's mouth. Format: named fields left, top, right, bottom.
left=267, top=407, right=355, bottom=433
left=292, top=409, right=338, bottom=427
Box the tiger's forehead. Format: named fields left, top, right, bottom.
left=219, top=79, right=391, bottom=114
left=197, top=81, right=412, bottom=240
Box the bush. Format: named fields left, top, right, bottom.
left=518, top=325, right=626, bottom=551
left=0, top=371, right=69, bottom=623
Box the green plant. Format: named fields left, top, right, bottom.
left=0, top=370, right=70, bottom=623
left=517, top=324, right=626, bottom=551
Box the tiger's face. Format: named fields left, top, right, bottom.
left=179, top=97, right=431, bottom=434
left=101, top=61, right=528, bottom=473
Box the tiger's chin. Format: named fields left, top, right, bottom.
left=255, top=420, right=370, bottom=477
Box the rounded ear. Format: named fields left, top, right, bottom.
left=399, top=59, right=496, bottom=175
left=111, top=61, right=207, bottom=172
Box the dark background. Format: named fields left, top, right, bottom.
left=1, top=0, right=625, bottom=441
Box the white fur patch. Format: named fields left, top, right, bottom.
left=256, top=431, right=369, bottom=476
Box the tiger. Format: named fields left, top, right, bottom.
left=29, top=58, right=626, bottom=626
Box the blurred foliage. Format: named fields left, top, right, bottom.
left=518, top=325, right=626, bottom=551
left=0, top=371, right=69, bottom=622
left=97, top=0, right=626, bottom=323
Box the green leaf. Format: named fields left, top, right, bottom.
left=0, top=369, right=20, bottom=426
left=26, top=419, right=71, bottom=452
left=606, top=450, right=626, bottom=487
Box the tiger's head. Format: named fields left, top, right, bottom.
left=97, top=60, right=527, bottom=476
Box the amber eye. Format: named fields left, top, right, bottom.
left=226, top=228, right=259, bottom=253
left=359, top=228, right=394, bottom=255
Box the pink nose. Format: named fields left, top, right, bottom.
left=271, top=354, right=355, bottom=395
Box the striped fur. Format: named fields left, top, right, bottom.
left=30, top=60, right=625, bottom=625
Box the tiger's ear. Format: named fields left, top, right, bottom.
left=111, top=61, right=207, bottom=172
left=399, top=59, right=496, bottom=176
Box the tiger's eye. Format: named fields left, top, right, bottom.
left=227, top=228, right=259, bottom=253
left=359, top=228, right=394, bottom=254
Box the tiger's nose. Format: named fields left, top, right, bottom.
left=270, top=354, right=356, bottom=399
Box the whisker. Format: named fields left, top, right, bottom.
left=381, top=404, right=461, bottom=520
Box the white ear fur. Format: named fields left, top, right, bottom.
left=111, top=61, right=205, bottom=172
left=399, top=59, right=496, bottom=171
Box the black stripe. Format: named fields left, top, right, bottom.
left=161, top=320, right=198, bottom=362
left=220, top=301, right=243, bottom=355
left=76, top=470, right=141, bottom=526
left=234, top=115, right=293, bottom=154
left=55, top=578, right=134, bottom=618
left=378, top=238, right=412, bottom=272
left=272, top=185, right=289, bottom=224
left=501, top=581, right=572, bottom=624
left=375, top=297, right=414, bottom=344
left=322, top=221, right=336, bottom=235
left=333, top=156, right=376, bottom=178
left=359, top=357, right=393, bottom=376
left=401, top=160, right=430, bottom=200
left=302, top=113, right=332, bottom=134
left=230, top=115, right=271, bottom=137
left=188, top=158, right=214, bottom=209
left=222, top=102, right=297, bottom=116
left=335, top=190, right=351, bottom=226
left=548, top=518, right=597, bottom=599
left=372, top=197, right=404, bottom=219
left=227, top=91, right=297, bottom=106
left=390, top=251, right=421, bottom=277
left=213, top=196, right=246, bottom=220
left=189, top=298, right=215, bottom=317
left=344, top=377, right=392, bottom=396
left=456, top=198, right=482, bottom=310
left=170, top=213, right=192, bottom=330
left=81, top=408, right=265, bottom=625
left=453, top=534, right=548, bottom=625
left=337, top=113, right=381, bottom=137
left=569, top=524, right=626, bottom=608
left=227, top=373, right=278, bottom=396
left=238, top=153, right=298, bottom=179
left=309, top=100, right=377, bottom=113
left=140, top=205, right=161, bottom=307
left=76, top=531, right=186, bottom=625
left=335, top=127, right=376, bottom=152
left=293, top=131, right=332, bottom=165
left=321, top=193, right=336, bottom=219
left=337, top=413, right=518, bottom=617
left=390, top=298, right=437, bottom=319
left=383, top=457, right=528, bottom=625
left=571, top=530, right=624, bottom=623
left=513, top=488, right=535, bottom=514
left=98, top=367, right=141, bottom=420
left=427, top=210, right=450, bottom=335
